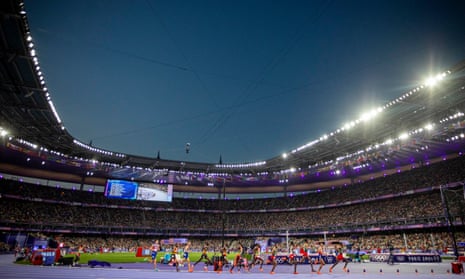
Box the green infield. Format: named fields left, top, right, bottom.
left=76, top=251, right=240, bottom=264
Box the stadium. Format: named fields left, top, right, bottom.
left=1, top=0, right=465, bottom=278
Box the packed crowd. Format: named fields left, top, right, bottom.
left=0, top=190, right=449, bottom=231
left=0, top=155, right=464, bottom=251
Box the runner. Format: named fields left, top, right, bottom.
left=315, top=242, right=326, bottom=274
left=288, top=241, right=299, bottom=274
left=249, top=243, right=264, bottom=272
left=329, top=245, right=349, bottom=273
left=150, top=240, right=160, bottom=271
left=170, top=245, right=180, bottom=272
left=302, top=239, right=316, bottom=272
left=193, top=242, right=213, bottom=271
left=269, top=243, right=278, bottom=274
left=183, top=241, right=192, bottom=272
left=216, top=246, right=229, bottom=273
left=229, top=242, right=247, bottom=273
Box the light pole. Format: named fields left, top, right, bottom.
left=440, top=184, right=459, bottom=260
left=222, top=177, right=226, bottom=248
left=217, top=177, right=226, bottom=248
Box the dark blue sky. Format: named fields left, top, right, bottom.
left=24, top=0, right=465, bottom=164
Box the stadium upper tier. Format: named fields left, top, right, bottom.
left=1, top=0, right=465, bottom=188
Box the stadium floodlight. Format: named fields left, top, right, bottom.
left=0, top=128, right=8, bottom=137
left=424, top=123, right=434, bottom=131
left=398, top=132, right=409, bottom=140
left=360, top=108, right=379, bottom=122
left=424, top=73, right=445, bottom=87
left=282, top=153, right=288, bottom=159
left=343, top=121, right=355, bottom=131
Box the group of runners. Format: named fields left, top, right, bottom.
left=150, top=239, right=350, bottom=274
left=274, top=240, right=349, bottom=275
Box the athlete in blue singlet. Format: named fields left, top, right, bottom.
left=151, top=240, right=160, bottom=271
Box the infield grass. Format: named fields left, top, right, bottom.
left=77, top=251, right=238, bottom=264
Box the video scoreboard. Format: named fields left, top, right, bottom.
left=104, top=179, right=173, bottom=202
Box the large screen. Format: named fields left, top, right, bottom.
left=104, top=179, right=138, bottom=200
left=137, top=183, right=173, bottom=202
left=104, top=180, right=173, bottom=202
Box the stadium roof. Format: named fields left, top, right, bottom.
left=1, top=0, right=465, bottom=185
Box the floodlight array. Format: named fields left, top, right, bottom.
left=288, top=70, right=452, bottom=160
left=20, top=3, right=64, bottom=129
left=215, top=161, right=266, bottom=169
left=276, top=69, right=457, bottom=174
left=17, top=138, right=38, bottom=149
left=73, top=139, right=126, bottom=158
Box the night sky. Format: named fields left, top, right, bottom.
left=23, top=0, right=465, bottom=164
